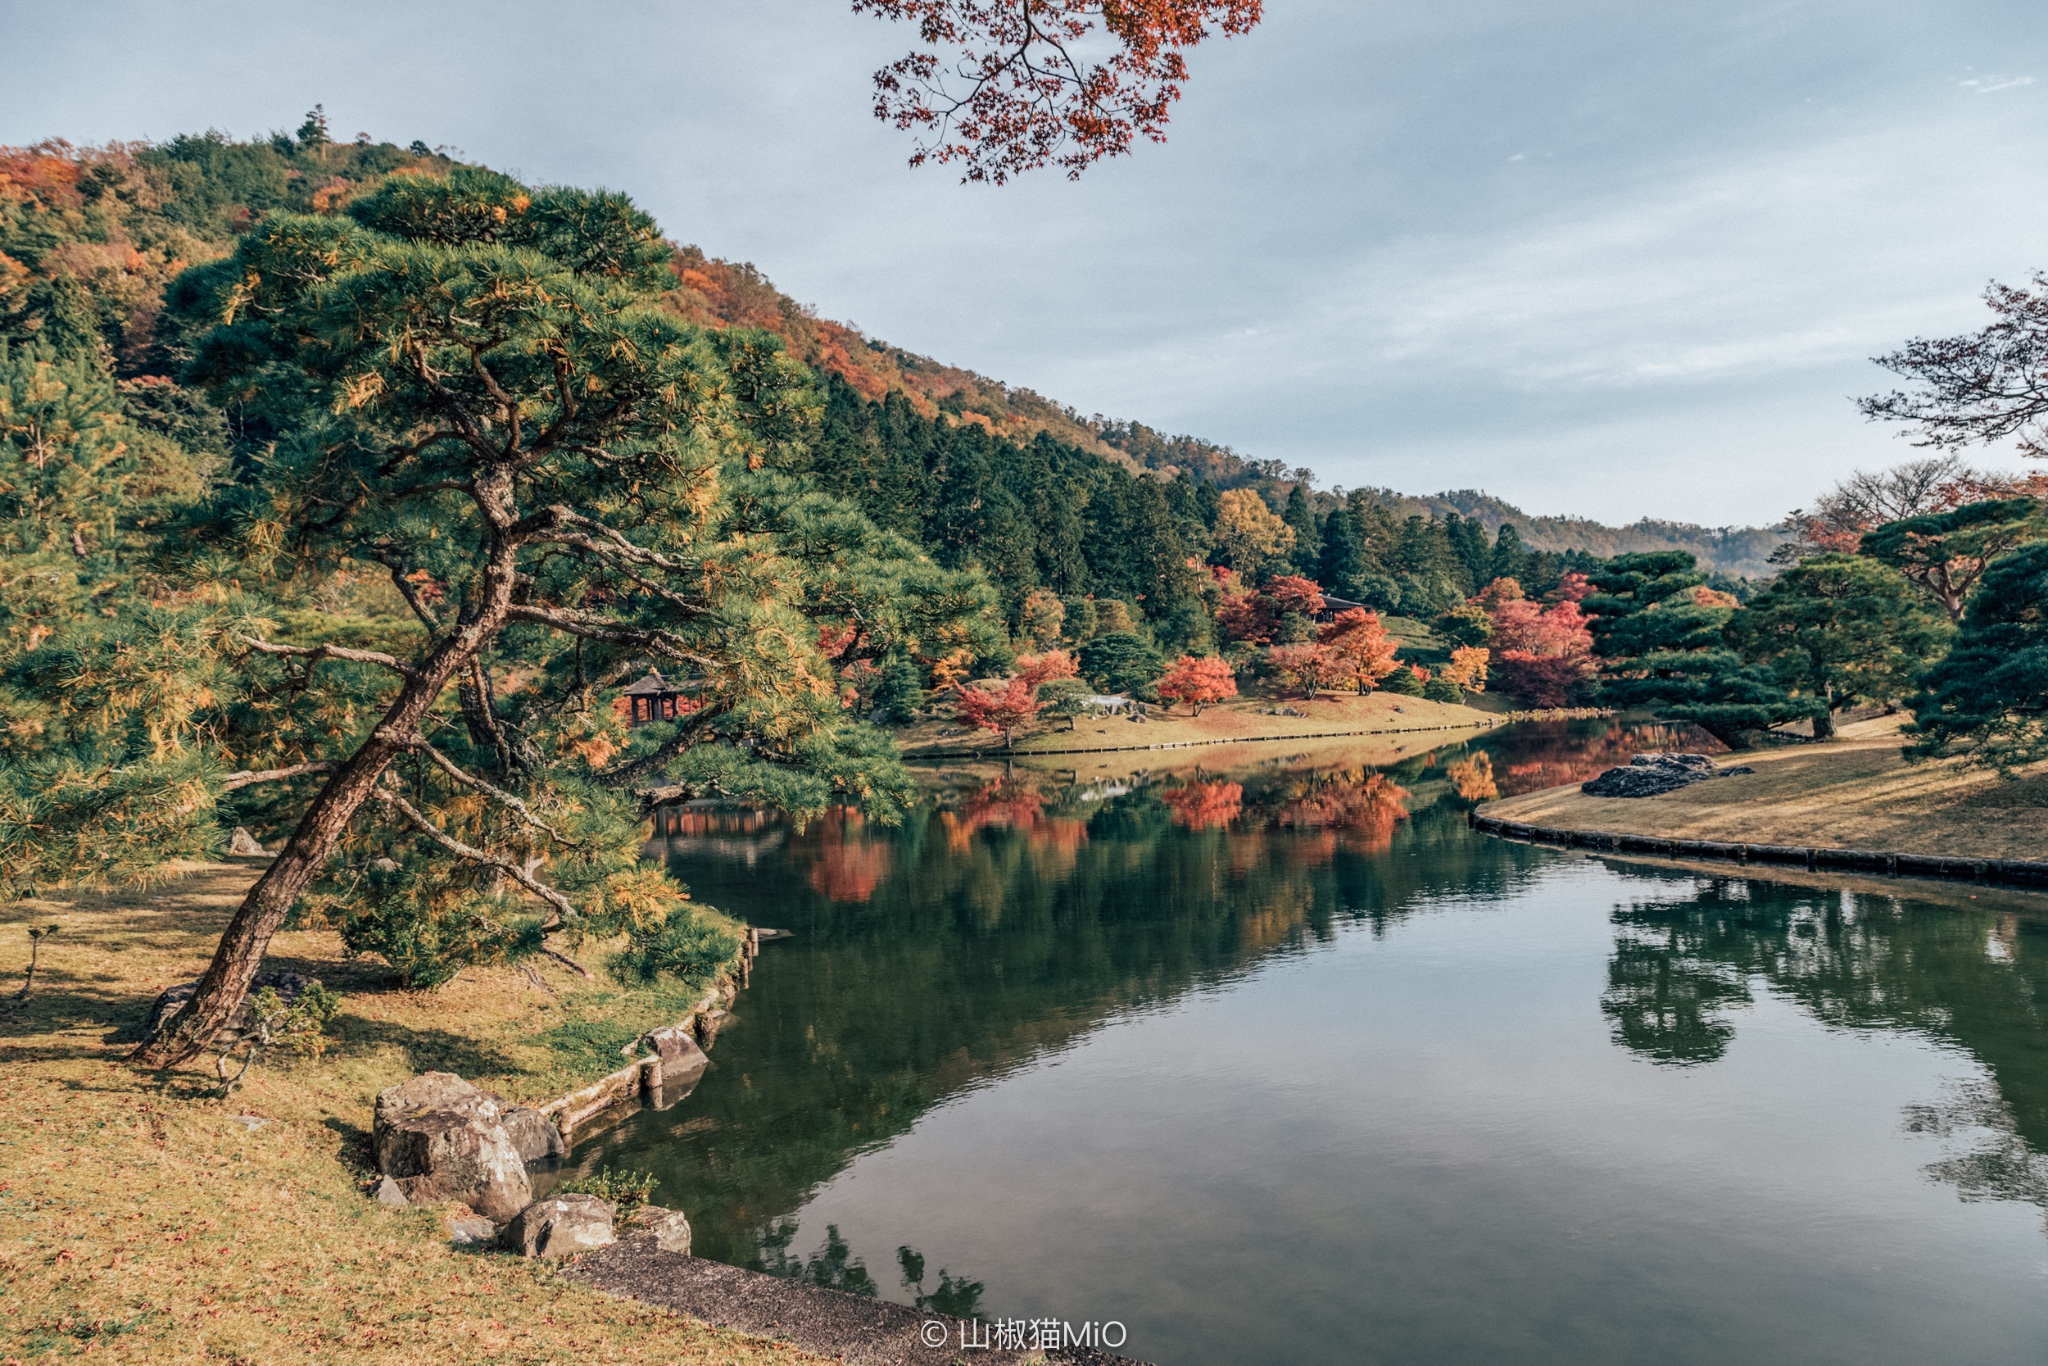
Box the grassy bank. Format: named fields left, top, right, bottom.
left=0, top=861, right=819, bottom=1365
left=900, top=689, right=1499, bottom=758
left=1477, top=716, right=2048, bottom=861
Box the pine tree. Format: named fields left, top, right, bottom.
left=1728, top=554, right=1950, bottom=739
left=1282, top=482, right=1320, bottom=576
left=1316, top=506, right=1367, bottom=600
left=1587, top=552, right=1818, bottom=748
left=1489, top=522, right=1531, bottom=586
left=1907, top=541, right=2048, bottom=769
left=125, top=168, right=992, bottom=1064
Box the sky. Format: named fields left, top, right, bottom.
left=3, top=0, right=2044, bottom=527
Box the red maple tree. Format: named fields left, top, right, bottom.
left=1481, top=581, right=1596, bottom=707
left=1267, top=643, right=1344, bottom=698
left=1317, top=608, right=1399, bottom=692
left=854, top=0, right=1266, bottom=182
left=1015, top=648, right=1080, bottom=689
left=955, top=678, right=1041, bottom=745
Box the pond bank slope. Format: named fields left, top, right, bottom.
left=1476, top=716, right=2048, bottom=863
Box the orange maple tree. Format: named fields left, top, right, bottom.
left=854, top=1, right=1267, bottom=182
left=1317, top=607, right=1400, bottom=693
left=1440, top=645, right=1490, bottom=692
left=1156, top=654, right=1238, bottom=714
left=1015, top=648, right=1080, bottom=688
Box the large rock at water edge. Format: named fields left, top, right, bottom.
left=499, top=1194, right=617, bottom=1259
left=642, top=1024, right=709, bottom=1090
left=1581, top=753, right=1753, bottom=799
left=621, top=1203, right=692, bottom=1255
left=372, top=1072, right=562, bottom=1219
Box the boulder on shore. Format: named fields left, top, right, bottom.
left=641, top=1024, right=709, bottom=1093
left=621, top=1203, right=692, bottom=1255
left=499, top=1194, right=617, bottom=1258
left=372, top=1072, right=562, bottom=1220
left=1581, top=753, right=1754, bottom=799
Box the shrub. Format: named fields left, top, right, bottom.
left=559, top=1165, right=658, bottom=1208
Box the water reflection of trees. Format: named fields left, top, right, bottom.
left=1601, top=875, right=2048, bottom=1210
left=600, top=759, right=1560, bottom=1267
left=1493, top=721, right=1717, bottom=797
left=595, top=721, right=1693, bottom=1267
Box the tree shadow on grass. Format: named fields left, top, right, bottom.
left=330, top=1015, right=525, bottom=1081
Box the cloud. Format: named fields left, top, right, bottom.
left=1961, top=75, right=2034, bottom=93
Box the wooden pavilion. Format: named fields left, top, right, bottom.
left=622, top=670, right=688, bottom=726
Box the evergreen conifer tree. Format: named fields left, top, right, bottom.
left=1728, top=554, right=1950, bottom=739
left=1586, top=552, right=1819, bottom=748
left=119, top=168, right=994, bottom=1064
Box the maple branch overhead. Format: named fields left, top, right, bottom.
left=854, top=0, right=1264, bottom=183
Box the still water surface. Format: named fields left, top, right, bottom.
left=573, top=722, right=2048, bottom=1365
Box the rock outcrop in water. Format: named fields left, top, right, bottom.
left=1581, top=753, right=1754, bottom=798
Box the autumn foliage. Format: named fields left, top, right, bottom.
left=852, top=0, right=1266, bottom=183
left=954, top=677, right=1041, bottom=744
left=1441, top=645, right=1490, bottom=692
left=1156, top=654, right=1237, bottom=714
left=1015, top=649, right=1080, bottom=689
left=1316, top=608, right=1400, bottom=692
left=1477, top=578, right=1597, bottom=706
left=1266, top=643, right=1343, bottom=698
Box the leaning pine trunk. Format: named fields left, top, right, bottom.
left=133, top=524, right=518, bottom=1068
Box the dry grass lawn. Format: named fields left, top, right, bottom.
left=0, top=861, right=824, bottom=1365
left=1480, top=715, right=2048, bottom=860
left=903, top=689, right=1500, bottom=757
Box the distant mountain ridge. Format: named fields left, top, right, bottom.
left=671, top=251, right=1787, bottom=579
left=1395, top=490, right=1788, bottom=580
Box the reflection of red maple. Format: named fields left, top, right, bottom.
left=807, top=840, right=892, bottom=902
left=1163, top=780, right=1243, bottom=829
left=787, top=810, right=895, bottom=903
left=1495, top=723, right=1719, bottom=795
left=1275, top=771, right=1410, bottom=853
left=938, top=778, right=1065, bottom=851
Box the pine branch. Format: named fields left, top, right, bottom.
left=504, top=604, right=716, bottom=670
left=369, top=787, right=579, bottom=924
left=238, top=635, right=416, bottom=678
left=220, top=762, right=337, bottom=792
left=405, top=736, right=577, bottom=846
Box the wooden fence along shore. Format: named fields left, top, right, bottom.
left=535, top=927, right=768, bottom=1144
left=1470, top=811, right=2048, bottom=889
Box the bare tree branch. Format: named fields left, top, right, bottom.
left=238, top=635, right=417, bottom=678
left=220, top=761, right=337, bottom=792
left=370, top=787, right=580, bottom=924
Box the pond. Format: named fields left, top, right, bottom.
left=570, top=720, right=2048, bottom=1366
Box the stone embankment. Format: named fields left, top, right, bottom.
left=357, top=939, right=1149, bottom=1365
